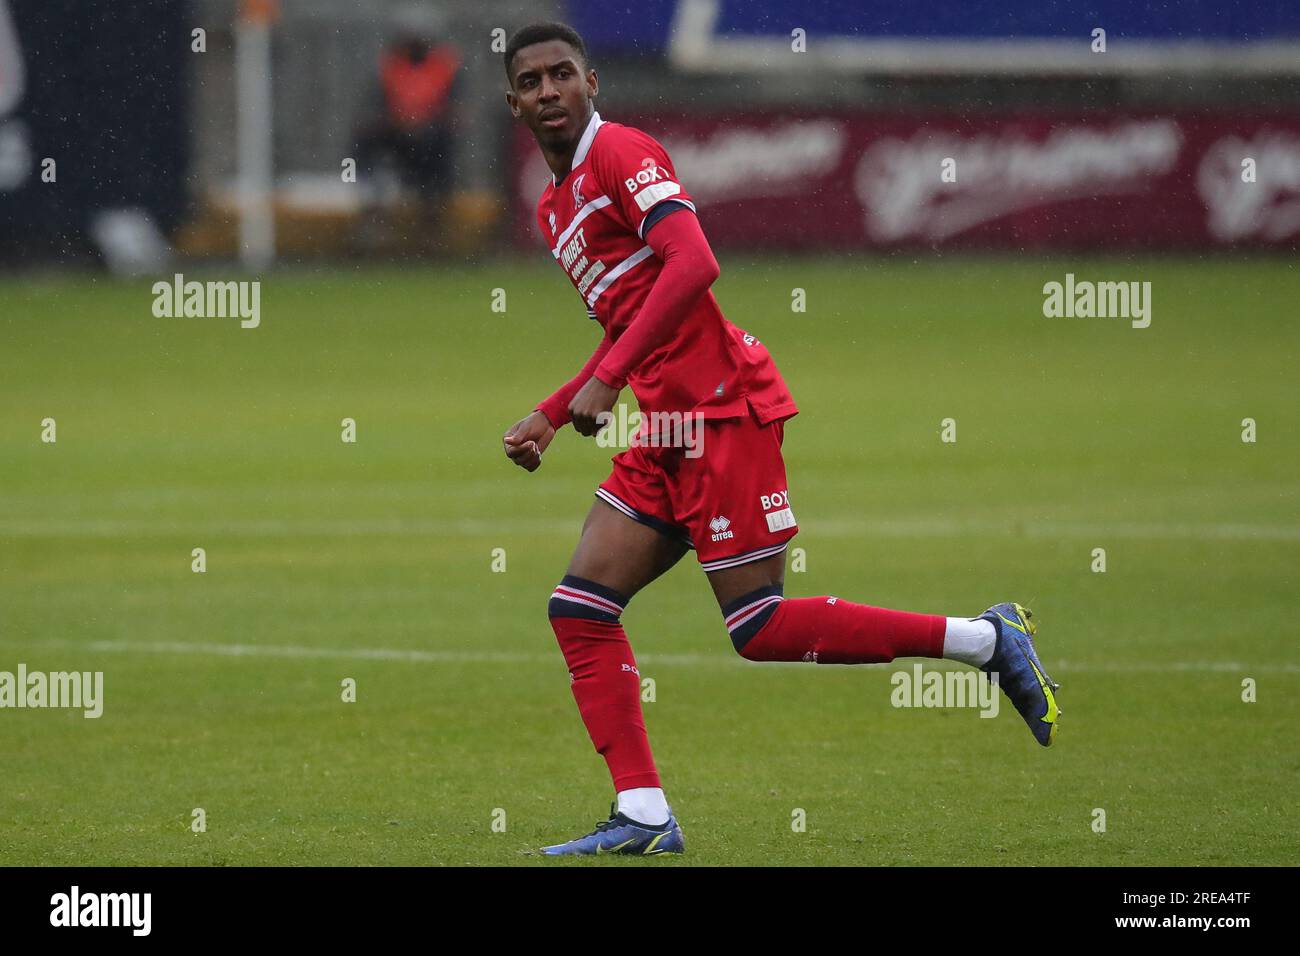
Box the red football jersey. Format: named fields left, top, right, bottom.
left=535, top=112, right=798, bottom=424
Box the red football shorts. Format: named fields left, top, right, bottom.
left=595, top=404, right=798, bottom=571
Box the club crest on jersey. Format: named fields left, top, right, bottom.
left=571, top=173, right=587, bottom=211
left=709, top=515, right=734, bottom=542
left=548, top=211, right=557, bottom=235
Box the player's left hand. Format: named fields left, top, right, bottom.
left=503, top=411, right=555, bottom=472
left=568, top=377, right=621, bottom=438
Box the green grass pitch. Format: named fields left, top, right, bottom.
left=1, top=255, right=1297, bottom=865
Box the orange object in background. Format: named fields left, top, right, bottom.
left=238, top=0, right=280, bottom=25
left=381, top=45, right=461, bottom=130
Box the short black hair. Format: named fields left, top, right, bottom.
left=504, top=22, right=589, bottom=84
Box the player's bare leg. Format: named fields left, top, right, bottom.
left=565, top=497, right=688, bottom=597
left=541, top=499, right=690, bottom=854
left=706, top=550, right=786, bottom=608
left=705, top=551, right=1060, bottom=747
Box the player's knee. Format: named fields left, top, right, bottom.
left=720, top=585, right=784, bottom=659
left=547, top=574, right=629, bottom=625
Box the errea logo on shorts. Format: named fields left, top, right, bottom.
left=760, top=490, right=797, bottom=534
left=626, top=157, right=681, bottom=211
left=709, top=515, right=734, bottom=542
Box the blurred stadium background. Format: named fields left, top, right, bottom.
left=2, top=0, right=1299, bottom=266
left=2, top=1, right=1298, bottom=866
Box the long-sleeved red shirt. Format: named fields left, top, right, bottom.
left=533, top=112, right=797, bottom=431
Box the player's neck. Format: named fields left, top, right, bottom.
left=541, top=107, right=597, bottom=184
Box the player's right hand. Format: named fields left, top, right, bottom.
left=502, top=411, right=555, bottom=472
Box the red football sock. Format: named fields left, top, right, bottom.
left=549, top=577, right=660, bottom=791
left=734, top=595, right=946, bottom=664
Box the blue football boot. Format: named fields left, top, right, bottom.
left=541, top=803, right=685, bottom=856
left=979, top=602, right=1060, bottom=747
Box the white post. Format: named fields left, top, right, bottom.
left=235, top=0, right=276, bottom=270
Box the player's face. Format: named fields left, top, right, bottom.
left=506, top=40, right=597, bottom=149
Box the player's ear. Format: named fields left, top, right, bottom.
left=586, top=68, right=598, bottom=99
left=505, top=88, right=521, bottom=118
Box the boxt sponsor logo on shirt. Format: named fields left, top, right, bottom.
left=625, top=156, right=681, bottom=211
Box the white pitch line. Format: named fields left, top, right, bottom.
left=0, top=516, right=1298, bottom=541
left=810, top=518, right=1300, bottom=543
left=1051, top=658, right=1300, bottom=675
left=3, top=639, right=1297, bottom=674
left=0, top=638, right=728, bottom=668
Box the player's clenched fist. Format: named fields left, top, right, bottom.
left=503, top=411, right=555, bottom=472
left=568, top=377, right=620, bottom=437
